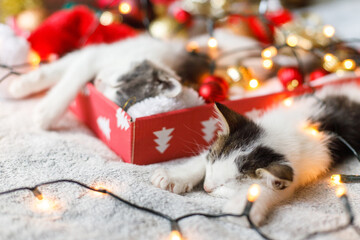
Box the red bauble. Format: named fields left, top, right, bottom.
left=310, top=68, right=329, bottom=81
left=247, top=16, right=275, bottom=45
left=199, top=82, right=227, bottom=103
left=265, top=9, right=293, bottom=26
left=173, top=8, right=192, bottom=25
left=202, top=75, right=229, bottom=92
left=277, top=67, right=303, bottom=91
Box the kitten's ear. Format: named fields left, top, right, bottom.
left=214, top=102, right=250, bottom=135
left=256, top=164, right=294, bottom=190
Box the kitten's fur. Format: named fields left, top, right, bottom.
left=151, top=84, right=360, bottom=226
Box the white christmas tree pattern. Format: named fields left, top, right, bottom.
left=97, top=116, right=111, bottom=140
left=201, top=117, right=218, bottom=143
left=153, top=127, right=174, bottom=154
left=116, top=108, right=130, bottom=131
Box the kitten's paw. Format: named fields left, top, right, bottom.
left=9, top=71, right=43, bottom=98
left=33, top=99, right=62, bottom=130
left=150, top=168, right=193, bottom=194
left=223, top=195, right=267, bottom=227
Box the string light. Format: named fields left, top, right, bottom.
left=262, top=59, right=273, bottom=69
left=331, top=174, right=342, bottom=185
left=247, top=184, right=260, bottom=202
left=286, top=79, right=299, bottom=91
left=227, top=67, right=241, bottom=82
left=100, top=11, right=114, bottom=26
left=186, top=41, right=199, bottom=53
left=286, top=34, right=298, bottom=47
left=169, top=230, right=182, bottom=240
left=32, top=187, right=43, bottom=200
left=283, top=97, right=293, bottom=107
left=323, top=25, right=335, bottom=38
left=119, top=2, right=131, bottom=14
left=249, top=79, right=259, bottom=89
left=261, top=46, right=277, bottom=59
left=342, top=59, right=356, bottom=70
left=207, top=37, right=218, bottom=48
left=28, top=50, right=41, bottom=67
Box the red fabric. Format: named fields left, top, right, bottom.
left=265, top=9, right=293, bottom=26
left=27, top=6, right=136, bottom=60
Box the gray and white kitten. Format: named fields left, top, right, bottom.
left=151, top=83, right=360, bottom=226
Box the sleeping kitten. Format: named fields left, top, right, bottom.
left=151, top=83, right=360, bottom=226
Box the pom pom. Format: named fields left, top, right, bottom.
left=199, top=81, right=227, bottom=103
left=277, top=67, right=303, bottom=91
left=309, top=68, right=329, bottom=81
left=0, top=24, right=30, bottom=66
left=27, top=6, right=136, bottom=60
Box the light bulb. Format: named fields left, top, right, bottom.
left=169, top=230, right=182, bottom=240
left=286, top=34, right=298, bottom=47
left=249, top=79, right=259, bottom=89
left=28, top=50, right=41, bottom=67
left=247, top=184, right=260, bottom=202
left=262, top=59, right=273, bottom=69
left=261, top=46, right=277, bottom=58
left=283, top=98, right=293, bottom=107
left=343, top=59, right=356, bottom=70
left=100, top=11, right=114, bottom=26
left=331, top=174, right=341, bottom=185
left=119, top=2, right=131, bottom=14
left=323, top=25, right=335, bottom=38
left=186, top=41, right=199, bottom=53
left=227, top=67, right=240, bottom=82
left=207, top=37, right=218, bottom=48
left=336, top=185, right=346, bottom=198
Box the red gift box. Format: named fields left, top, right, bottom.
left=70, top=77, right=360, bottom=165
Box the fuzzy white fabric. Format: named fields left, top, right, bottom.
left=127, top=87, right=205, bottom=119
left=0, top=24, right=30, bottom=66
left=1, top=96, right=360, bottom=240
left=1, top=1, right=360, bottom=239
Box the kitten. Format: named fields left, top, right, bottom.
left=7, top=29, right=261, bottom=129
left=151, top=83, right=360, bottom=226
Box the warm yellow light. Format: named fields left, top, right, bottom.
left=92, top=184, right=108, bottom=196
left=227, top=67, right=240, bottom=82
left=331, top=174, right=342, bottom=185
left=249, top=79, right=259, bottom=89
left=283, top=97, right=293, bottom=107
left=119, top=2, right=131, bottom=14
left=100, top=11, right=114, bottom=26
left=286, top=34, right=298, bottom=47
left=262, top=59, right=273, bottom=69
left=186, top=41, right=199, bottom=53
left=28, top=50, right=41, bottom=67
left=247, top=184, right=260, bottom=202
left=323, top=25, right=335, bottom=38
left=261, top=46, right=277, bottom=58
left=169, top=230, right=182, bottom=240
left=336, top=185, right=346, bottom=198
left=35, top=198, right=55, bottom=211
left=207, top=37, right=218, bottom=48
left=304, top=125, right=319, bottom=136
left=324, top=53, right=335, bottom=62
left=343, top=59, right=356, bottom=70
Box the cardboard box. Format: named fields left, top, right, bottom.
left=70, top=77, right=360, bottom=165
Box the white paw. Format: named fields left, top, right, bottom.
left=223, top=195, right=267, bottom=227
left=150, top=168, right=193, bottom=194
left=9, top=71, right=42, bottom=98
left=33, top=99, right=63, bottom=130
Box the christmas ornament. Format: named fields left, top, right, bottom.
left=309, top=68, right=328, bottom=81
left=277, top=67, right=303, bottom=91
left=149, top=16, right=185, bottom=39
left=27, top=6, right=136, bottom=60
left=199, top=81, right=227, bottom=103
left=173, top=8, right=192, bottom=26
left=202, top=75, right=229, bottom=91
